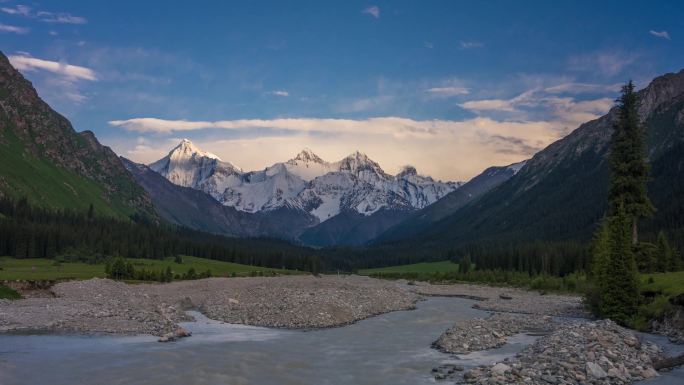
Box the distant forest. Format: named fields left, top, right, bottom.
left=0, top=196, right=321, bottom=273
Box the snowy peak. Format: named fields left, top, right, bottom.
left=397, top=165, right=418, bottom=178
left=338, top=151, right=386, bottom=176
left=283, top=149, right=334, bottom=181
left=291, top=148, right=325, bottom=164
left=172, top=138, right=222, bottom=161
left=149, top=139, right=242, bottom=189
left=149, top=143, right=463, bottom=222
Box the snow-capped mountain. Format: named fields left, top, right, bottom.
left=149, top=139, right=463, bottom=222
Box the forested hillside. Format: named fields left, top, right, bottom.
left=368, top=70, right=684, bottom=273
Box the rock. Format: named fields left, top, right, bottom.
left=586, top=361, right=607, bottom=378
left=433, top=313, right=557, bottom=354
left=448, top=320, right=664, bottom=385
left=642, top=367, right=659, bottom=378
left=491, top=363, right=511, bottom=375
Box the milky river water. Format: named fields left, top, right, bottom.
left=0, top=297, right=681, bottom=385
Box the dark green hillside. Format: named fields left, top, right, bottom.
left=371, top=69, right=684, bottom=271
left=0, top=127, right=126, bottom=217
left=0, top=51, right=155, bottom=219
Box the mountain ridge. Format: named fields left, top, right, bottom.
left=383, top=68, right=684, bottom=256
left=0, top=51, right=155, bottom=218
left=149, top=140, right=463, bottom=223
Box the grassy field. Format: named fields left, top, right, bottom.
left=640, top=271, right=684, bottom=296
left=0, top=256, right=300, bottom=281
left=358, top=261, right=460, bottom=275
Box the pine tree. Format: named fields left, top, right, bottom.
left=459, top=254, right=472, bottom=274
left=656, top=231, right=674, bottom=272
left=590, top=219, right=610, bottom=280
left=600, top=204, right=640, bottom=325
left=607, top=81, right=655, bottom=245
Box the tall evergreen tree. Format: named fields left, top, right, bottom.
left=600, top=204, right=640, bottom=325
left=656, top=231, right=674, bottom=272
left=590, top=219, right=610, bottom=280
left=607, top=81, right=655, bottom=245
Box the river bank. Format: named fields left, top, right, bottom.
left=0, top=275, right=418, bottom=336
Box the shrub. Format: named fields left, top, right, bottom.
left=0, top=284, right=21, bottom=300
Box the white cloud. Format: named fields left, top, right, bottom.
left=649, top=30, right=671, bottom=40
left=37, top=11, right=87, bottom=24
left=267, top=90, right=289, bottom=97
left=1, top=5, right=86, bottom=24
left=460, top=99, right=515, bottom=112
left=425, top=86, right=469, bottom=97
left=0, top=23, right=29, bottom=34
left=110, top=116, right=567, bottom=180
left=8, top=55, right=97, bottom=81
left=362, top=6, right=380, bottom=19
left=460, top=87, right=614, bottom=130
left=1, top=5, right=31, bottom=16
left=424, top=41, right=434, bottom=49
left=459, top=41, right=483, bottom=49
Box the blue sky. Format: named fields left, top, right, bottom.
left=1, top=0, right=682, bottom=180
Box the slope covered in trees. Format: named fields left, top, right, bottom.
left=0, top=196, right=321, bottom=273
left=372, top=69, right=684, bottom=270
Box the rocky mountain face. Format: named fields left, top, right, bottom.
left=396, top=69, right=684, bottom=253
left=374, top=160, right=527, bottom=243
left=150, top=141, right=462, bottom=222
left=0, top=51, right=155, bottom=218
left=146, top=140, right=462, bottom=245
left=123, top=158, right=316, bottom=239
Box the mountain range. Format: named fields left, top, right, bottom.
left=2, top=46, right=683, bottom=256
left=372, top=68, right=684, bottom=259
left=143, top=139, right=464, bottom=244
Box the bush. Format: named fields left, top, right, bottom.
left=0, top=284, right=21, bottom=300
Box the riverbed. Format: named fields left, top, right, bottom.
left=0, top=297, right=529, bottom=385
left=0, top=297, right=680, bottom=385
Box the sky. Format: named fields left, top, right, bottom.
left=1, top=1, right=683, bottom=181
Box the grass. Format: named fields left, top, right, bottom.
left=0, top=256, right=301, bottom=281
left=0, top=126, right=126, bottom=218
left=640, top=271, right=684, bottom=296
left=359, top=260, right=587, bottom=293
left=632, top=271, right=684, bottom=330
left=358, top=261, right=460, bottom=275
left=0, top=284, right=21, bottom=299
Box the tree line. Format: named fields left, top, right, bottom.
left=0, top=196, right=321, bottom=273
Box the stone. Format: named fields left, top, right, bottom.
left=586, top=362, right=607, bottom=379
left=641, top=368, right=659, bottom=379
left=491, top=363, right=511, bottom=375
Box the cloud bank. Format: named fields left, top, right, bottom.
left=109, top=114, right=597, bottom=180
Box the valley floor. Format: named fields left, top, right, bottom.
left=0, top=276, right=592, bottom=338
left=1, top=276, right=681, bottom=384
left=0, top=275, right=418, bottom=336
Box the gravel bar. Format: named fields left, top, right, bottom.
left=0, top=275, right=418, bottom=337
left=413, top=282, right=589, bottom=318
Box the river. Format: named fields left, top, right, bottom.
left=0, top=297, right=681, bottom=384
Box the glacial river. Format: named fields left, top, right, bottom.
left=0, top=297, right=681, bottom=385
